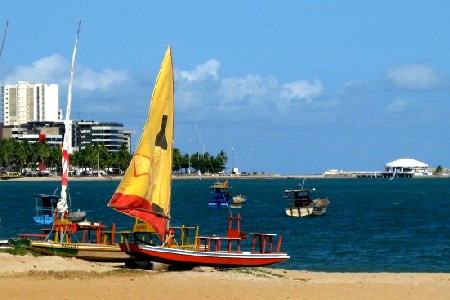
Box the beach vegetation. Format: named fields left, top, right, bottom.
left=0, top=138, right=228, bottom=175
left=0, top=247, right=33, bottom=256
left=434, top=165, right=443, bottom=175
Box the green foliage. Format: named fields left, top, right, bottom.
left=1, top=238, right=40, bottom=256
left=434, top=165, right=443, bottom=175
left=172, top=149, right=228, bottom=174
left=0, top=138, right=227, bottom=174
left=0, top=247, right=32, bottom=256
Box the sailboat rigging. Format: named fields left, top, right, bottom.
left=59, top=21, right=81, bottom=219
left=389, top=169, right=397, bottom=180
left=109, top=46, right=288, bottom=268
left=193, top=124, right=247, bottom=208
left=28, top=23, right=133, bottom=262
left=32, top=21, right=85, bottom=224
left=0, top=20, right=8, bottom=62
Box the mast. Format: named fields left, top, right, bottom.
left=0, top=20, right=8, bottom=61
left=194, top=124, right=206, bottom=158
left=58, top=21, right=81, bottom=218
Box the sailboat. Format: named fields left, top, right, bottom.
left=108, top=46, right=289, bottom=268
left=32, top=21, right=86, bottom=225
left=28, top=22, right=132, bottom=262
left=389, top=169, right=397, bottom=180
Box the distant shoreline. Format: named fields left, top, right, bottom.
left=2, top=173, right=448, bottom=182
left=1, top=174, right=320, bottom=182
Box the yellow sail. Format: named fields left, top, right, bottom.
left=108, top=46, right=174, bottom=241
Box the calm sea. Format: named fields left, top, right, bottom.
left=1, top=177, right=450, bottom=272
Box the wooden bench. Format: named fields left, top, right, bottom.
left=197, top=236, right=242, bottom=252
left=18, top=233, right=47, bottom=240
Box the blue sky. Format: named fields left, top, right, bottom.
left=1, top=1, right=450, bottom=174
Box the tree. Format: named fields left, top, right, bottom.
left=0, top=138, right=20, bottom=171
left=434, top=165, right=443, bottom=175
left=172, top=148, right=183, bottom=173
left=0, top=139, right=227, bottom=175
left=111, top=145, right=132, bottom=173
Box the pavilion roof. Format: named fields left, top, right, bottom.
left=385, top=158, right=428, bottom=168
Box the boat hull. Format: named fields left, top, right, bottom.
left=208, top=201, right=229, bottom=209
left=120, top=242, right=289, bottom=268
left=232, top=195, right=247, bottom=204
left=285, top=206, right=327, bottom=217
left=33, top=215, right=54, bottom=225
left=30, top=241, right=131, bottom=262
left=33, top=212, right=86, bottom=225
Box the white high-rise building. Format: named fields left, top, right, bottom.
left=1, top=81, right=59, bottom=126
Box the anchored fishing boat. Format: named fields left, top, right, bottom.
left=28, top=220, right=133, bottom=262
left=34, top=192, right=86, bottom=225
left=32, top=19, right=85, bottom=225
left=284, top=179, right=330, bottom=217
left=27, top=22, right=131, bottom=263
left=108, top=46, right=288, bottom=268
left=209, top=180, right=247, bottom=208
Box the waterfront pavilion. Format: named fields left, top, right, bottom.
left=384, top=158, right=431, bottom=178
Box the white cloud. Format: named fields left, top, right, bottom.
left=4, top=54, right=129, bottom=91
left=385, top=63, right=440, bottom=90
left=281, top=80, right=323, bottom=101
left=76, top=67, right=129, bottom=90
left=178, top=59, right=220, bottom=81
left=174, top=60, right=330, bottom=122
left=220, top=75, right=278, bottom=101
left=5, top=54, right=67, bottom=84
left=385, top=98, right=408, bottom=115
left=341, top=79, right=372, bottom=91
left=3, top=55, right=335, bottom=127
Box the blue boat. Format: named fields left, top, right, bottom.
left=34, top=194, right=58, bottom=225
left=33, top=192, right=86, bottom=225
left=208, top=180, right=247, bottom=208
left=209, top=180, right=232, bottom=208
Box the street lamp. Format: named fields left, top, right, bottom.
left=223, top=140, right=227, bottom=173
left=251, top=148, right=255, bottom=174
left=188, top=139, right=191, bottom=174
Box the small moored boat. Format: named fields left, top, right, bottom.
left=284, top=180, right=330, bottom=217
left=34, top=193, right=86, bottom=225
left=209, top=180, right=247, bottom=208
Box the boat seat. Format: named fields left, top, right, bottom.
left=227, top=229, right=240, bottom=238
left=227, top=214, right=247, bottom=240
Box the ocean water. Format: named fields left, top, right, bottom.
left=1, top=177, right=450, bottom=272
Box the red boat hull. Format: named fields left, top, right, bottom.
left=120, top=242, right=289, bottom=268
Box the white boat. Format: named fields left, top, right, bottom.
left=284, top=180, right=330, bottom=217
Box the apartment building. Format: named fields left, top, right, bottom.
left=1, top=120, right=132, bottom=154
left=74, top=120, right=131, bottom=152
left=1, top=81, right=60, bottom=126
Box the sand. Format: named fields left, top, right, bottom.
left=0, top=253, right=449, bottom=300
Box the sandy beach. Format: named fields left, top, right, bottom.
left=0, top=253, right=449, bottom=300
